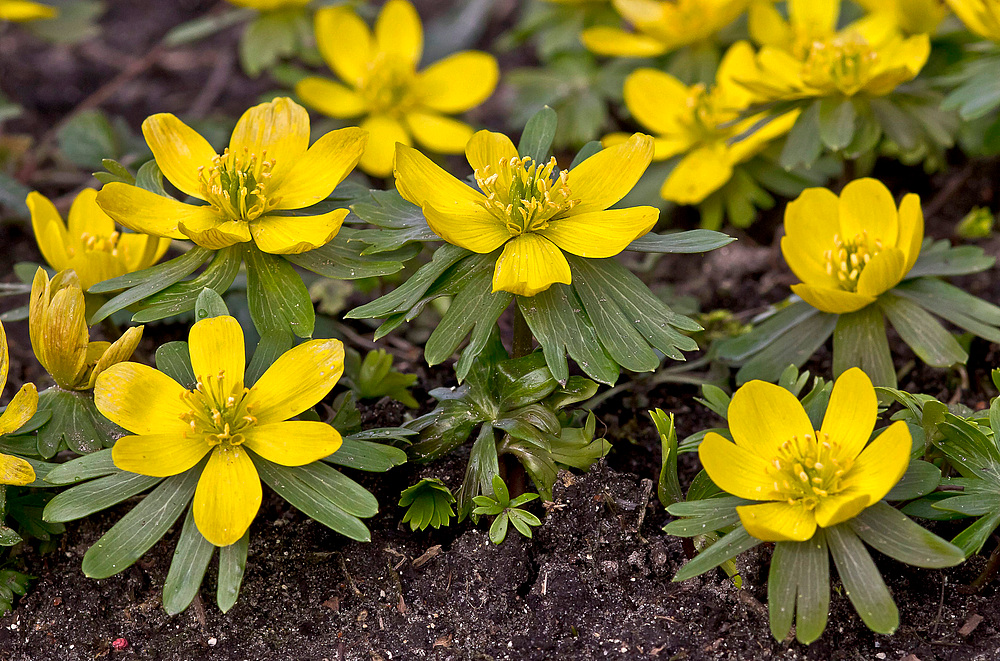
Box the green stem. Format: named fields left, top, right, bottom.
left=503, top=304, right=533, bottom=498
left=512, top=304, right=532, bottom=359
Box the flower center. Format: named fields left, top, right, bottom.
left=684, top=84, right=737, bottom=142
left=767, top=431, right=854, bottom=511
left=359, top=55, right=414, bottom=116
left=68, top=230, right=121, bottom=259
left=179, top=370, right=256, bottom=450
left=802, top=33, right=879, bottom=94
left=823, top=231, right=883, bottom=292
left=475, top=155, right=579, bottom=237
left=199, top=148, right=278, bottom=222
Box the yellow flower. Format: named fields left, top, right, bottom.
left=856, top=0, right=949, bottom=35
left=699, top=368, right=911, bottom=542
left=582, top=0, right=749, bottom=57
left=0, top=0, right=56, bottom=21
left=781, top=178, right=924, bottom=314
left=28, top=189, right=170, bottom=292
left=29, top=268, right=143, bottom=391
left=742, top=0, right=930, bottom=100
left=94, top=316, right=345, bottom=547
left=295, top=0, right=499, bottom=177
left=946, top=0, right=1000, bottom=41
left=96, top=97, right=367, bottom=254
left=0, top=320, right=39, bottom=486
left=225, top=0, right=309, bottom=10
left=603, top=41, right=797, bottom=205
left=394, top=131, right=658, bottom=297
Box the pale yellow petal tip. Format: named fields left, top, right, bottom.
left=0, top=454, right=35, bottom=486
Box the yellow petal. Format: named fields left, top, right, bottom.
left=737, top=501, right=818, bottom=542
left=855, top=247, right=905, bottom=297
left=394, top=142, right=486, bottom=211
left=813, top=492, right=870, bottom=528
left=294, top=76, right=367, bottom=118
left=40, top=285, right=89, bottom=388
left=243, top=339, right=345, bottom=425
left=359, top=115, right=410, bottom=178
left=250, top=209, right=348, bottom=255
left=315, top=5, right=373, bottom=85
left=465, top=129, right=519, bottom=174
left=0, top=0, right=57, bottom=21
left=189, top=316, right=245, bottom=388
left=405, top=111, right=474, bottom=154
left=27, top=191, right=71, bottom=273
left=67, top=187, right=113, bottom=234
left=272, top=126, right=367, bottom=210
left=660, top=144, right=734, bottom=205
left=728, top=379, right=814, bottom=456
left=95, top=183, right=200, bottom=240
left=0, top=453, right=35, bottom=486
left=789, top=0, right=839, bottom=35
left=178, top=214, right=253, bottom=249
left=819, top=367, right=877, bottom=461
left=142, top=113, right=216, bottom=200
left=896, top=193, right=924, bottom=276
left=782, top=187, right=841, bottom=286
left=491, top=233, right=571, bottom=297
left=0, top=319, right=9, bottom=391
left=94, top=362, right=191, bottom=435
left=714, top=41, right=759, bottom=109
left=374, top=0, right=423, bottom=69
left=423, top=203, right=509, bottom=253
left=837, top=178, right=899, bottom=248
left=88, top=326, right=143, bottom=389
left=698, top=432, right=781, bottom=500
left=112, top=433, right=211, bottom=477
left=581, top=26, right=668, bottom=57
left=194, top=446, right=262, bottom=547
left=539, top=207, right=658, bottom=258
left=228, top=97, right=310, bottom=183
left=727, top=109, right=799, bottom=164
left=67, top=251, right=126, bottom=293
left=622, top=69, right=691, bottom=136
left=748, top=0, right=792, bottom=49
left=791, top=283, right=877, bottom=314
left=0, top=383, right=38, bottom=436
left=243, top=420, right=343, bottom=466
left=840, top=420, right=912, bottom=504
left=566, top=133, right=653, bottom=214
left=413, top=51, right=499, bottom=114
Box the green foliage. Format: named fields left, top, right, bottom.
left=399, top=478, right=455, bottom=531
left=343, top=349, right=418, bottom=408
left=0, top=569, right=32, bottom=618
left=472, top=475, right=541, bottom=544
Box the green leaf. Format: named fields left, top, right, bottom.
left=818, top=97, right=857, bottom=151
left=164, top=7, right=252, bottom=46
left=518, top=106, right=558, bottom=163
left=833, top=305, right=895, bottom=388
left=662, top=497, right=744, bottom=537
left=893, top=278, right=1000, bottom=344
left=217, top=530, right=249, bottom=613
left=769, top=534, right=830, bottom=644
left=349, top=189, right=437, bottom=253
left=195, top=288, right=229, bottom=320
left=908, top=239, right=995, bottom=278
left=254, top=458, right=371, bottom=541
left=245, top=246, right=314, bottom=338
left=884, top=460, right=940, bottom=502
left=57, top=109, right=120, bottom=170
left=131, top=246, right=243, bottom=323
left=43, top=471, right=161, bottom=522
left=239, top=9, right=305, bottom=76
left=850, top=501, right=965, bottom=568
left=489, top=511, right=510, bottom=544
left=735, top=310, right=838, bottom=384
left=716, top=301, right=819, bottom=363
left=456, top=423, right=500, bottom=521
left=399, top=478, right=455, bottom=531
left=82, top=468, right=200, bottom=579
left=324, top=437, right=408, bottom=472
left=625, top=229, right=735, bottom=254
left=673, top=526, right=761, bottom=582
left=36, top=388, right=105, bottom=458
left=951, top=510, right=1000, bottom=557
left=89, top=248, right=212, bottom=322
left=825, top=524, right=898, bottom=635
left=651, top=409, right=682, bottom=508
left=284, top=461, right=378, bottom=518
left=424, top=266, right=512, bottom=369
left=244, top=330, right=293, bottom=387
left=779, top=100, right=823, bottom=170
left=162, top=507, right=215, bottom=615
left=880, top=294, right=967, bottom=368
left=43, top=448, right=117, bottom=485
left=285, top=227, right=417, bottom=278
left=155, top=341, right=197, bottom=389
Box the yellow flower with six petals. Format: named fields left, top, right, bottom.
left=582, top=0, right=748, bottom=57
left=94, top=315, right=345, bottom=547
left=781, top=178, right=924, bottom=314
left=295, top=0, right=499, bottom=177
left=603, top=41, right=797, bottom=205
left=0, top=320, right=39, bottom=486
left=946, top=0, right=1000, bottom=41
left=29, top=268, right=144, bottom=391
left=699, top=368, right=911, bottom=542
left=96, top=97, right=366, bottom=255
left=28, top=189, right=170, bottom=292
left=394, top=131, right=658, bottom=297
left=0, top=0, right=55, bottom=21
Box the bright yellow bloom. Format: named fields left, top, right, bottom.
left=28, top=189, right=170, bottom=292
left=295, top=0, right=499, bottom=177
left=781, top=178, right=924, bottom=314
left=226, top=0, right=309, bottom=10
left=96, top=97, right=366, bottom=254
left=603, top=41, right=797, bottom=205
left=95, top=316, right=345, bottom=547
left=946, top=0, right=1000, bottom=40
left=0, top=0, right=56, bottom=21
left=394, top=132, right=658, bottom=297
left=856, top=0, right=949, bottom=35
left=582, top=0, right=749, bottom=57
left=29, top=268, right=143, bottom=391
left=699, top=368, right=911, bottom=542
left=0, top=320, right=39, bottom=486
left=742, top=0, right=930, bottom=100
